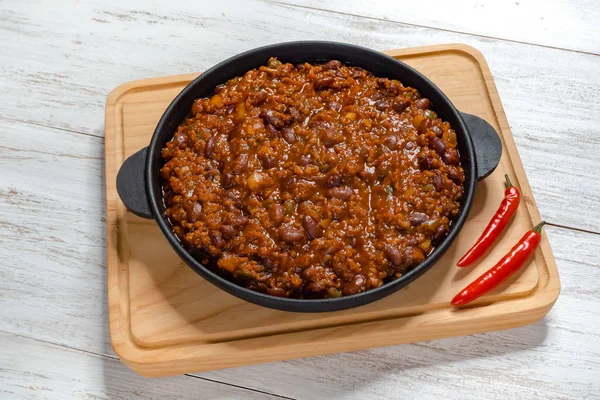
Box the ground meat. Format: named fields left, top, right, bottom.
left=161, top=57, right=464, bottom=299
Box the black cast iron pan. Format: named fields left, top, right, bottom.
left=116, top=41, right=502, bottom=312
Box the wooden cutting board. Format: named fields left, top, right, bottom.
left=104, top=44, right=559, bottom=377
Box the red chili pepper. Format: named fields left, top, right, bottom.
left=457, top=174, right=521, bottom=267
left=451, top=221, right=546, bottom=306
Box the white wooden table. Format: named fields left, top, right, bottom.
left=2, top=1, right=599, bottom=398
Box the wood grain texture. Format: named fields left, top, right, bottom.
left=0, top=118, right=110, bottom=353
left=1, top=0, right=599, bottom=232
left=273, top=0, right=600, bottom=54
left=1, top=0, right=599, bottom=398
left=104, top=45, right=558, bottom=376
left=0, top=332, right=283, bottom=400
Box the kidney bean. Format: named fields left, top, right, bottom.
left=384, top=134, right=400, bottom=150
left=404, top=246, right=425, bottom=266
left=282, top=127, right=296, bottom=144
left=375, top=100, right=389, bottom=111
left=433, top=225, right=448, bottom=242
left=302, top=215, right=323, bottom=240
left=314, top=76, right=335, bottom=90
left=326, top=173, right=343, bottom=187
left=392, top=98, right=410, bottom=112
left=327, top=101, right=343, bottom=112
left=209, top=231, right=225, bottom=248
left=294, top=155, right=309, bottom=166
left=431, top=137, right=446, bottom=156
left=443, top=148, right=460, bottom=165
left=259, top=109, right=284, bottom=129
left=249, top=90, right=268, bottom=106
left=184, top=202, right=202, bottom=222
left=163, top=190, right=174, bottom=205
left=220, top=224, right=238, bottom=239
left=262, top=154, right=276, bottom=169
left=384, top=244, right=403, bottom=266
left=306, top=281, right=327, bottom=293
left=270, top=204, right=284, bottom=225
left=301, top=265, right=318, bottom=280
left=225, top=213, right=249, bottom=228
left=433, top=173, right=443, bottom=192
left=323, top=128, right=343, bottom=147
left=343, top=274, right=366, bottom=295
left=327, top=186, right=353, bottom=200
left=288, top=107, right=302, bottom=122
left=322, top=60, right=342, bottom=70
left=309, top=119, right=329, bottom=128
left=233, top=154, right=248, bottom=173
left=415, top=98, right=431, bottom=110
left=447, top=166, right=460, bottom=182
left=204, top=135, right=216, bottom=158
left=432, top=125, right=443, bottom=137
left=279, top=226, right=305, bottom=243
left=410, top=212, right=429, bottom=226
left=265, top=124, right=279, bottom=138
left=418, top=118, right=432, bottom=134
left=221, top=172, right=234, bottom=188
left=281, top=176, right=298, bottom=191
left=418, top=155, right=435, bottom=170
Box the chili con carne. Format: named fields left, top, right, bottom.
left=161, top=58, right=465, bottom=298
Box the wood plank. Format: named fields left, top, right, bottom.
left=1, top=0, right=599, bottom=232
left=0, top=119, right=112, bottom=355
left=0, top=332, right=283, bottom=400
left=274, top=0, right=600, bottom=54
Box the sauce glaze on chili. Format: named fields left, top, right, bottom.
left=161, top=58, right=464, bottom=298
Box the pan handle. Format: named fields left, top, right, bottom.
left=116, top=147, right=153, bottom=219
left=461, top=112, right=503, bottom=181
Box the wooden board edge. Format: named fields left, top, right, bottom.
left=112, top=280, right=559, bottom=377
left=105, top=82, right=127, bottom=359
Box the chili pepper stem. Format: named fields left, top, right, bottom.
left=505, top=174, right=513, bottom=189
left=532, top=221, right=546, bottom=233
